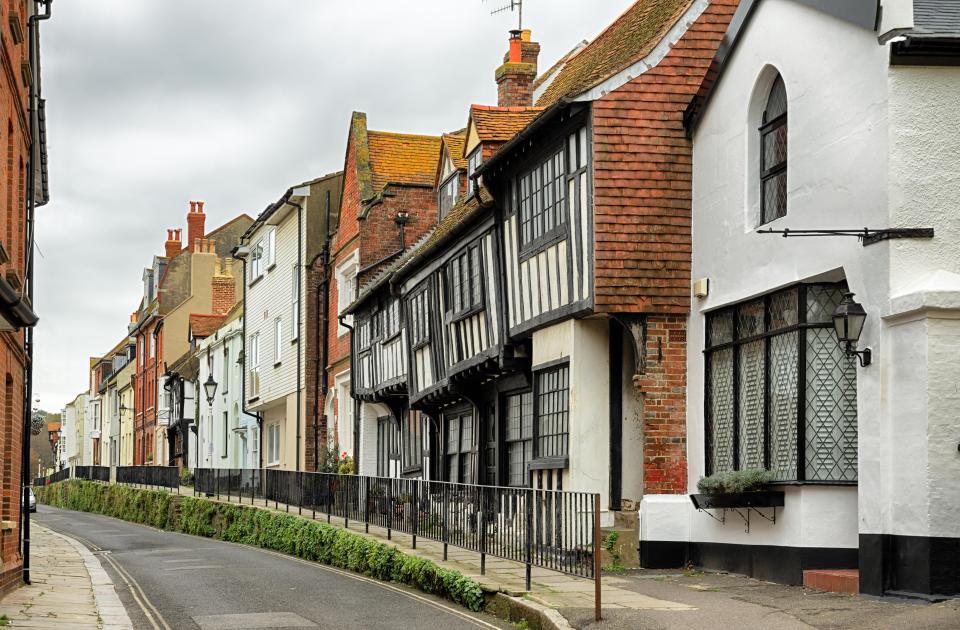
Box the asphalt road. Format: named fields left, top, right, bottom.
left=35, top=505, right=509, bottom=630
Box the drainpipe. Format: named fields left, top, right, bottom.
left=21, top=0, right=53, bottom=587
left=313, top=192, right=333, bottom=471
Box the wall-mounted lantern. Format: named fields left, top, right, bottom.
left=832, top=292, right=871, bottom=367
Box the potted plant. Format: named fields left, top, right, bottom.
left=690, top=469, right=784, bottom=509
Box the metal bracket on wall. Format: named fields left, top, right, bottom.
left=756, top=227, right=934, bottom=247
left=696, top=507, right=725, bottom=525
left=696, top=506, right=777, bottom=533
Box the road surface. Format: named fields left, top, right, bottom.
left=35, top=505, right=509, bottom=630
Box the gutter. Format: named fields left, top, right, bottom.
left=231, top=246, right=263, bottom=468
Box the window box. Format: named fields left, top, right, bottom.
left=689, top=491, right=784, bottom=511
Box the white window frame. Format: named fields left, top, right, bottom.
left=274, top=317, right=283, bottom=365
left=266, top=228, right=277, bottom=269
left=336, top=252, right=359, bottom=337
left=250, top=239, right=263, bottom=281
left=267, top=423, right=280, bottom=466
left=249, top=333, right=261, bottom=398
left=291, top=264, right=300, bottom=340
left=335, top=371, right=353, bottom=455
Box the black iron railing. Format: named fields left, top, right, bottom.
left=194, top=468, right=601, bottom=589
left=116, top=465, right=180, bottom=491
left=74, top=466, right=110, bottom=482
left=36, top=467, right=72, bottom=486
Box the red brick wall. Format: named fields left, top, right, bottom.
left=134, top=320, right=160, bottom=465
left=358, top=185, right=436, bottom=284
left=634, top=314, right=687, bottom=495
left=591, top=0, right=738, bottom=315
left=0, top=0, right=34, bottom=595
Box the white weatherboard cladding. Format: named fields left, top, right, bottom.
left=683, top=0, right=893, bottom=550
left=532, top=319, right=610, bottom=519
left=245, top=203, right=306, bottom=410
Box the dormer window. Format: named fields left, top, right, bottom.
left=467, top=148, right=482, bottom=188
left=438, top=173, right=459, bottom=218
left=759, top=74, right=787, bottom=225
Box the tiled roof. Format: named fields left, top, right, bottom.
left=345, top=229, right=437, bottom=314
left=367, top=131, right=442, bottom=191
left=443, top=132, right=468, bottom=170
left=532, top=40, right=589, bottom=91
left=189, top=313, right=227, bottom=339
left=535, top=0, right=693, bottom=107
left=47, top=422, right=60, bottom=432
left=470, top=105, right=545, bottom=144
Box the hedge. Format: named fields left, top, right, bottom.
left=37, top=480, right=485, bottom=612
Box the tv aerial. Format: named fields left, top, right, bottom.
left=486, top=0, right=524, bottom=30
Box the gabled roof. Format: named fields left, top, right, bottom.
left=345, top=229, right=437, bottom=314
left=189, top=313, right=227, bottom=339
left=535, top=0, right=694, bottom=107
left=469, top=105, right=545, bottom=144
left=443, top=132, right=467, bottom=170
left=532, top=40, right=589, bottom=92
left=367, top=131, right=442, bottom=191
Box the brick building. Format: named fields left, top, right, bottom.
left=131, top=202, right=250, bottom=466
left=316, top=114, right=439, bottom=471
left=0, top=0, right=50, bottom=594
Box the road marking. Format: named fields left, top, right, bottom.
left=162, top=558, right=205, bottom=563
left=193, top=612, right=317, bottom=629
left=162, top=565, right=224, bottom=571
left=40, top=525, right=172, bottom=630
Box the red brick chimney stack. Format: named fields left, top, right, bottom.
left=211, top=258, right=235, bottom=315
left=186, top=200, right=206, bottom=252
left=496, top=29, right=540, bottom=108
left=164, top=229, right=182, bottom=258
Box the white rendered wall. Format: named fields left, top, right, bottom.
left=683, top=0, right=891, bottom=550
left=532, top=318, right=611, bottom=523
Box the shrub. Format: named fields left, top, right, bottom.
left=696, top=469, right=773, bottom=495
left=36, top=480, right=486, bottom=612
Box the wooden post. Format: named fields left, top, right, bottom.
left=593, top=493, right=602, bottom=622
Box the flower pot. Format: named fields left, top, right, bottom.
left=689, top=491, right=785, bottom=510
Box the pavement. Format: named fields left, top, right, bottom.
left=31, top=505, right=512, bottom=630
left=0, top=522, right=133, bottom=630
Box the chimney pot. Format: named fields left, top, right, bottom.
left=509, top=29, right=522, bottom=63
left=197, top=201, right=205, bottom=213
left=187, top=201, right=206, bottom=252
left=497, top=29, right=539, bottom=108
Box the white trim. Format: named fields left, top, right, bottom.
left=572, top=0, right=709, bottom=103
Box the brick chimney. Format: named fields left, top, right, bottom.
left=164, top=229, right=182, bottom=258
left=496, top=29, right=540, bottom=107
left=186, top=200, right=206, bottom=252
left=211, top=258, right=235, bottom=315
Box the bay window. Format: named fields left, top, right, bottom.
left=705, top=282, right=857, bottom=482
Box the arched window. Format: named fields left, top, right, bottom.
left=760, top=74, right=787, bottom=224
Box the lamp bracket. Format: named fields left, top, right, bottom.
left=847, top=344, right=872, bottom=368
left=756, top=227, right=934, bottom=247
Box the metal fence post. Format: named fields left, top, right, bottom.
left=298, top=471, right=303, bottom=516
left=387, top=478, right=393, bottom=541
left=215, top=469, right=220, bottom=500
left=480, top=487, right=487, bottom=576
left=525, top=488, right=533, bottom=591
left=411, top=481, right=418, bottom=550
left=326, top=475, right=331, bottom=524
left=364, top=477, right=370, bottom=534
left=344, top=475, right=349, bottom=529
left=594, top=493, right=602, bottom=623
left=442, top=484, right=449, bottom=562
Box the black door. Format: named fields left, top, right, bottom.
left=483, top=402, right=497, bottom=486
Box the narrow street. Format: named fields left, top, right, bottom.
left=33, top=505, right=508, bottom=630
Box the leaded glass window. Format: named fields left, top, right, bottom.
left=705, top=283, right=857, bottom=482
left=535, top=365, right=569, bottom=460
left=760, top=74, right=788, bottom=225
left=505, top=392, right=534, bottom=487
left=518, top=149, right=566, bottom=249
left=445, top=409, right=475, bottom=484
left=446, top=243, right=483, bottom=318
left=409, top=289, right=430, bottom=348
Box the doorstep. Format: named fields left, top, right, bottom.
left=803, top=569, right=859, bottom=594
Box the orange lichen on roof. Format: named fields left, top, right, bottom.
left=535, top=0, right=693, bottom=108
left=443, top=132, right=468, bottom=170
left=189, top=313, right=227, bottom=339
left=367, top=131, right=442, bottom=192
left=470, top=105, right=545, bottom=144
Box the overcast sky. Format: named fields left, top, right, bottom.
left=34, top=0, right=629, bottom=411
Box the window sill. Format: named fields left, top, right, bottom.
left=518, top=227, right=568, bottom=262
left=248, top=274, right=265, bottom=289
left=291, top=338, right=299, bottom=345
left=529, top=457, right=568, bottom=471
left=274, top=362, right=282, bottom=369
left=449, top=304, right=484, bottom=324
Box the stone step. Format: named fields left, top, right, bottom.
left=803, top=569, right=859, bottom=594
left=600, top=526, right=639, bottom=569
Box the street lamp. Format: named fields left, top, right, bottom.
left=832, top=292, right=871, bottom=367
left=204, top=374, right=218, bottom=406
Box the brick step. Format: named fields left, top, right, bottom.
left=803, top=569, right=859, bottom=594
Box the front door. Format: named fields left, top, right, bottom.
left=483, top=402, right=497, bottom=486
